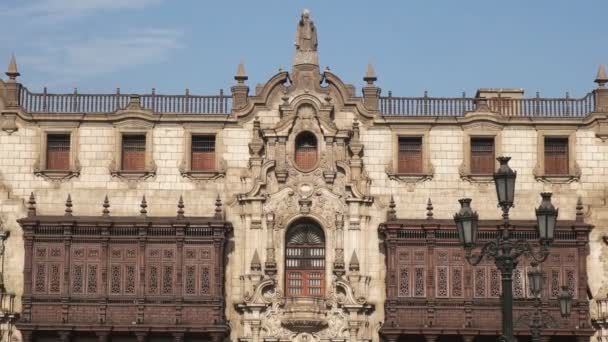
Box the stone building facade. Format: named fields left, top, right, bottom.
left=0, top=9, right=607, bottom=342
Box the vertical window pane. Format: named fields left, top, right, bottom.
left=46, top=134, right=70, bottom=170
left=191, top=135, right=215, bottom=171
left=122, top=134, right=146, bottom=171
left=398, top=137, right=422, bottom=173
left=470, top=137, right=494, bottom=174
left=295, top=132, right=317, bottom=170
left=544, top=137, right=568, bottom=175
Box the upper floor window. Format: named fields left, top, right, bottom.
left=191, top=135, right=216, bottom=171
left=470, top=137, right=495, bottom=175
left=121, top=134, right=146, bottom=171
left=294, top=132, right=318, bottom=170
left=397, top=137, right=422, bottom=174
left=544, top=137, right=568, bottom=175
left=46, top=134, right=71, bottom=170
left=285, top=220, right=325, bottom=298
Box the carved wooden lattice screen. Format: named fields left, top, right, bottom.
left=46, top=133, right=70, bottom=170
left=33, top=243, right=63, bottom=295
left=470, top=137, right=494, bottom=174
left=71, top=245, right=101, bottom=296
left=544, top=137, right=568, bottom=175
left=285, top=221, right=325, bottom=297
left=294, top=132, right=318, bottom=170
left=191, top=135, right=215, bottom=171
left=397, top=248, right=426, bottom=298
left=121, top=134, right=146, bottom=171
left=397, top=137, right=422, bottom=174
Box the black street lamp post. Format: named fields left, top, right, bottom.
left=454, top=157, right=560, bottom=342
left=516, top=266, right=572, bottom=342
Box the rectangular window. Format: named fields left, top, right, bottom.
left=397, top=137, right=422, bottom=174
left=544, top=137, right=568, bottom=175
left=191, top=135, right=215, bottom=171
left=470, top=137, right=495, bottom=174
left=121, top=134, right=146, bottom=171
left=46, top=134, right=70, bottom=170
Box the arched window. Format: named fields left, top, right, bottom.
left=285, top=219, right=325, bottom=298
left=294, top=132, right=318, bottom=170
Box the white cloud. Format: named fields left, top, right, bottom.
left=2, top=0, right=162, bottom=21
left=20, top=28, right=182, bottom=84
left=0, top=0, right=181, bottom=87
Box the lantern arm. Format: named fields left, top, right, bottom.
left=464, top=240, right=499, bottom=266
left=510, top=239, right=551, bottom=264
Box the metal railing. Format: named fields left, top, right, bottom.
left=380, top=91, right=595, bottom=117
left=380, top=91, right=475, bottom=116
left=19, top=87, right=232, bottom=114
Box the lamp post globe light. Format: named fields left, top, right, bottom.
left=518, top=266, right=573, bottom=342
left=453, top=156, right=560, bottom=342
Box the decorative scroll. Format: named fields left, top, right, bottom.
left=474, top=268, right=486, bottom=297
left=201, top=266, right=211, bottom=294
left=565, top=269, right=576, bottom=296
left=35, top=264, right=46, bottom=293
left=451, top=267, right=463, bottom=297
left=49, top=264, right=61, bottom=293
left=414, top=267, right=425, bottom=297
left=72, top=265, right=83, bottom=294
left=513, top=268, right=524, bottom=298
left=185, top=266, right=196, bottom=295
left=490, top=268, right=500, bottom=298
left=436, top=267, right=449, bottom=297
left=550, top=269, right=560, bottom=298
left=398, top=268, right=410, bottom=297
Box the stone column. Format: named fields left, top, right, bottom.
left=334, top=214, right=345, bottom=274
left=265, top=213, right=277, bottom=275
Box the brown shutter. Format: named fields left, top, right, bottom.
left=398, top=137, right=422, bottom=174
left=46, top=134, right=71, bottom=170
left=121, top=135, right=146, bottom=171
left=191, top=135, right=216, bottom=171
left=544, top=137, right=568, bottom=175
left=295, top=133, right=318, bottom=170
left=470, top=137, right=495, bottom=174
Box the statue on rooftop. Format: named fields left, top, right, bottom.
left=295, top=9, right=317, bottom=52
left=293, top=9, right=319, bottom=67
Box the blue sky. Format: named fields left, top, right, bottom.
left=0, top=0, right=607, bottom=97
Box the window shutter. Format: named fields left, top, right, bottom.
left=191, top=135, right=216, bottom=171
left=285, top=221, right=325, bottom=297
left=470, top=137, right=495, bottom=174
left=295, top=132, right=318, bottom=170
left=46, top=134, right=71, bottom=170
left=121, top=135, right=146, bottom=171
left=544, top=137, right=568, bottom=175
left=398, top=137, right=422, bottom=174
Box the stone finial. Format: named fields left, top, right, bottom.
left=349, top=251, right=360, bottom=272
left=177, top=195, right=185, bottom=219
left=140, top=195, right=147, bottom=217
left=596, top=64, right=608, bottom=88
left=426, top=198, right=434, bottom=220
left=27, top=192, right=37, bottom=217
left=235, top=61, right=248, bottom=84
left=65, top=194, right=73, bottom=216
left=102, top=195, right=110, bottom=217
left=5, top=54, right=20, bottom=80
left=576, top=196, right=584, bottom=223
left=250, top=250, right=261, bottom=272
left=214, top=194, right=223, bottom=219
left=363, top=63, right=377, bottom=85
left=387, top=195, right=397, bottom=221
